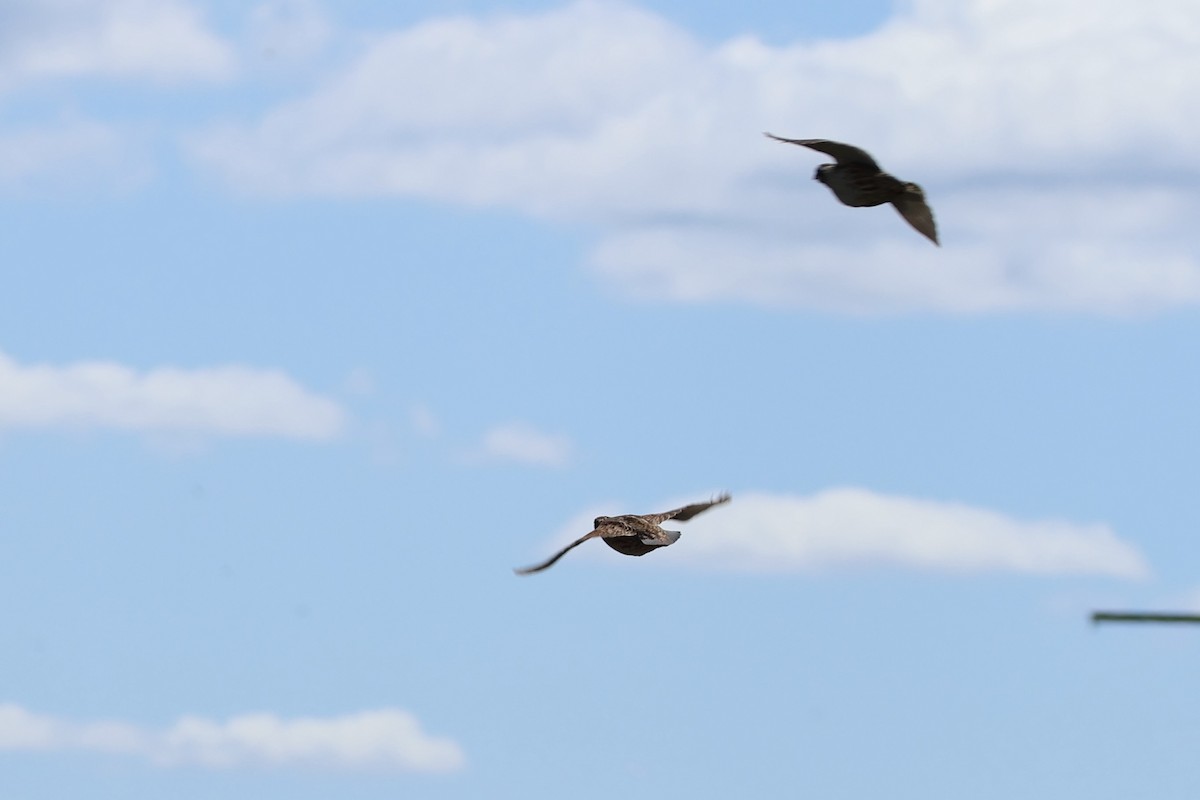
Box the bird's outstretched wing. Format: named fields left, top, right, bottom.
left=514, top=530, right=601, bottom=575
left=763, top=134, right=879, bottom=170
left=643, top=493, right=732, bottom=525
left=892, top=186, right=939, bottom=245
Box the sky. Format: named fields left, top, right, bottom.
left=1, top=0, right=1199, bottom=797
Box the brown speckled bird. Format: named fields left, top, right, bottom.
left=764, top=133, right=939, bottom=246
left=514, top=493, right=731, bottom=575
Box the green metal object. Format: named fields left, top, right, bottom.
left=1091, top=611, right=1200, bottom=624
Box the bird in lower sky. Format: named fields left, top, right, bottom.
left=764, top=133, right=939, bottom=246
left=514, top=493, right=732, bottom=575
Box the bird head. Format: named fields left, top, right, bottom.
left=813, top=164, right=835, bottom=185
left=593, top=515, right=610, bottom=528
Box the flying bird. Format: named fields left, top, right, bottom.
left=514, top=493, right=732, bottom=575
left=764, top=133, right=939, bottom=245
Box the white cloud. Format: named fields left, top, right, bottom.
left=186, top=1, right=733, bottom=212
left=410, top=403, right=440, bottom=438
left=593, top=185, right=1200, bottom=314
left=0, top=0, right=234, bottom=88
left=0, top=116, right=150, bottom=191
left=189, top=0, right=1200, bottom=315
left=0, top=705, right=464, bottom=772
left=246, top=0, right=331, bottom=67
left=544, top=488, right=1149, bottom=578
left=475, top=421, right=572, bottom=468
left=0, top=350, right=345, bottom=441
left=0, top=1, right=234, bottom=188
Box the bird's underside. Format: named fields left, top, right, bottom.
left=602, top=531, right=678, bottom=557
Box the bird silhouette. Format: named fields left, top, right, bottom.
left=764, top=133, right=939, bottom=245
left=514, top=494, right=732, bottom=575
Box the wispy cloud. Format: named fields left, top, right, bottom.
left=474, top=421, right=572, bottom=468
left=0, top=0, right=235, bottom=88
left=546, top=488, right=1149, bottom=578
left=0, top=705, right=464, bottom=772
left=0, top=116, right=149, bottom=191
left=409, top=403, right=440, bottom=438
left=591, top=186, right=1200, bottom=314
left=0, top=350, right=345, bottom=441
left=246, top=0, right=331, bottom=68
left=0, top=0, right=235, bottom=189
left=188, top=0, right=1200, bottom=315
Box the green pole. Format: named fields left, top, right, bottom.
left=1092, top=611, right=1200, bottom=624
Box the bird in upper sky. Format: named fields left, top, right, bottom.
left=764, top=133, right=939, bottom=246
left=514, top=493, right=732, bottom=575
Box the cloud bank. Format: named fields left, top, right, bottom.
left=0, top=705, right=464, bottom=772
left=544, top=488, right=1148, bottom=578
left=188, top=0, right=1200, bottom=315
left=0, top=350, right=345, bottom=440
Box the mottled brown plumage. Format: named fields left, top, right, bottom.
left=514, top=494, right=732, bottom=575
left=764, top=133, right=939, bottom=245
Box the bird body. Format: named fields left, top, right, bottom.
left=514, top=494, right=731, bottom=575
left=594, top=516, right=681, bottom=556
left=814, top=163, right=906, bottom=208
left=765, top=133, right=939, bottom=245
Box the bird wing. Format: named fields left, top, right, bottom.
left=891, top=186, right=939, bottom=246
left=763, top=133, right=879, bottom=169
left=513, top=529, right=602, bottom=575
left=643, top=493, right=732, bottom=525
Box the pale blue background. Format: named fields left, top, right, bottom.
left=1, top=1, right=1198, bottom=798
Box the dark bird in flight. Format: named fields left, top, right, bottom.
left=764, top=133, right=939, bottom=245
left=514, top=493, right=731, bottom=575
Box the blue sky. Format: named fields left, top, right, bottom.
left=2, top=0, right=1199, bottom=797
